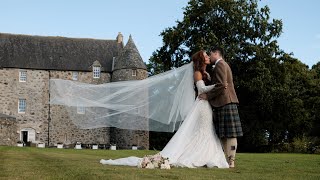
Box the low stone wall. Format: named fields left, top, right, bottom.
left=0, top=115, right=18, bottom=146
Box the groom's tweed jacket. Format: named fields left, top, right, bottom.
left=207, top=60, right=239, bottom=108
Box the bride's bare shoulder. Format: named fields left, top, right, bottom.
left=194, top=71, right=202, bottom=82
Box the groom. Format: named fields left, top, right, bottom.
left=199, top=47, right=243, bottom=168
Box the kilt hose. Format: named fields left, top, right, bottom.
left=213, top=103, right=243, bottom=138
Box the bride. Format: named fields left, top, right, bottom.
left=100, top=50, right=229, bottom=168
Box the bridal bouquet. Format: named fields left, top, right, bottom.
left=138, top=153, right=170, bottom=169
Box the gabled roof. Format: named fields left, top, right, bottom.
left=113, top=35, right=147, bottom=71
left=0, top=33, right=123, bottom=72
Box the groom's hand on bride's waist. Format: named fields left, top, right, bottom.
left=198, top=94, right=208, bottom=100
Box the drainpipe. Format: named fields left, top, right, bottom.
left=47, top=70, right=51, bottom=146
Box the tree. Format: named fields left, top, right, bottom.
left=149, top=0, right=284, bottom=151
left=149, top=0, right=283, bottom=70
left=308, top=62, right=320, bottom=137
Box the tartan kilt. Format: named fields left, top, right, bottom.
left=213, top=103, right=243, bottom=138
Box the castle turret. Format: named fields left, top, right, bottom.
left=112, top=35, right=147, bottom=80
left=111, top=35, right=149, bottom=149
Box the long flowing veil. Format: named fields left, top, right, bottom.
left=49, top=62, right=195, bottom=132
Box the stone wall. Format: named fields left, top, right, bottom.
left=49, top=70, right=111, bottom=146
left=110, top=127, right=149, bottom=149
left=0, top=68, right=112, bottom=146
left=0, top=66, right=149, bottom=148
left=111, top=69, right=148, bottom=81
left=50, top=105, right=110, bottom=145
left=111, top=68, right=149, bottom=149
left=50, top=70, right=111, bottom=84
left=0, top=115, right=18, bottom=146
left=0, top=68, right=50, bottom=144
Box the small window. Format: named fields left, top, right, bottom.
left=18, top=99, right=26, bottom=113
left=19, top=70, right=27, bottom=82
left=132, top=69, right=137, bottom=77
left=93, top=66, right=101, bottom=79
left=72, top=72, right=78, bottom=81
left=135, top=108, right=139, bottom=114
left=77, top=106, right=85, bottom=114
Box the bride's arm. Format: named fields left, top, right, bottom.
left=196, top=80, right=215, bottom=94
left=194, top=71, right=215, bottom=94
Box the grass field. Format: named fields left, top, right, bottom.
left=0, top=146, right=319, bottom=180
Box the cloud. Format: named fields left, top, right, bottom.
left=316, top=34, right=320, bottom=39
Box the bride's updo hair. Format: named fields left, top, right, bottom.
left=192, top=50, right=208, bottom=81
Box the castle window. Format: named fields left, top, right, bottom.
left=135, top=108, right=139, bottom=114
left=132, top=69, right=137, bottom=77
left=19, top=70, right=27, bottom=82
left=18, top=99, right=26, bottom=113
left=72, top=72, right=78, bottom=81
left=77, top=106, right=85, bottom=114
left=93, top=66, right=101, bottom=79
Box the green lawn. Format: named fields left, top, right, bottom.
left=0, top=146, right=319, bottom=180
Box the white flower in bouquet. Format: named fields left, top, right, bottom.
left=146, top=162, right=155, bottom=169
left=140, top=157, right=151, bottom=168
left=160, top=159, right=171, bottom=169
left=153, top=161, right=159, bottom=168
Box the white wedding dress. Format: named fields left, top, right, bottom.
left=100, top=80, right=229, bottom=168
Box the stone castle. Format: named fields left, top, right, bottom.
left=0, top=32, right=149, bottom=149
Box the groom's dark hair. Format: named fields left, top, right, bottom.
left=210, top=47, right=224, bottom=58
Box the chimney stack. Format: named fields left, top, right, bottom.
left=116, top=32, right=123, bottom=44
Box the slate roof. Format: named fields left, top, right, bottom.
left=0, top=33, right=123, bottom=72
